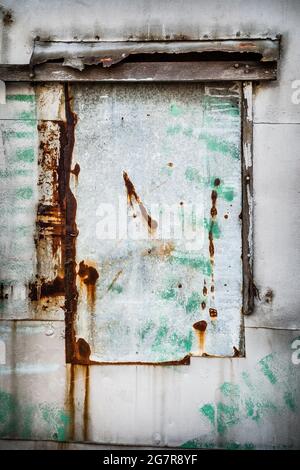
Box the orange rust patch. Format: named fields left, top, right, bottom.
left=78, top=260, right=99, bottom=311
left=74, top=338, right=91, bottom=364
left=28, top=275, right=65, bottom=301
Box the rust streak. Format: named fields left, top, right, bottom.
left=28, top=275, right=65, bottom=301
left=193, top=320, right=207, bottom=356
left=123, top=171, right=158, bottom=232
left=74, top=338, right=91, bottom=365
left=60, top=84, right=78, bottom=364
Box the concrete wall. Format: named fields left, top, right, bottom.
left=0, top=0, right=300, bottom=449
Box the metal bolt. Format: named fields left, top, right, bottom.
left=29, top=72, right=35, bottom=79
left=245, top=175, right=251, bottom=183
left=234, top=63, right=239, bottom=69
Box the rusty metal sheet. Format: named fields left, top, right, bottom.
left=30, top=39, right=280, bottom=70
left=70, top=82, right=243, bottom=363
left=0, top=83, right=66, bottom=320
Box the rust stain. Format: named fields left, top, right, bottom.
left=2, top=9, right=13, bottom=26
left=224, top=214, right=229, bottom=219
left=71, top=162, right=80, bottom=177
left=201, top=301, right=206, bottom=310
left=209, top=307, right=218, bottom=318
left=123, top=171, right=158, bottom=232
left=28, top=275, right=64, bottom=300
left=60, top=84, right=78, bottom=364
left=74, top=338, right=91, bottom=364
left=143, top=241, right=175, bottom=257
left=233, top=346, right=241, bottom=357
left=193, top=320, right=207, bottom=356
left=208, top=188, right=218, bottom=316
left=78, top=260, right=99, bottom=311
left=264, top=288, right=274, bottom=304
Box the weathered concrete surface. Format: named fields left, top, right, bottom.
left=0, top=0, right=300, bottom=449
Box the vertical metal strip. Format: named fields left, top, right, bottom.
left=241, top=81, right=254, bottom=316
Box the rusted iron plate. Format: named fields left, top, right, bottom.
left=69, top=82, right=243, bottom=363
left=31, top=39, right=280, bottom=69
left=0, top=61, right=277, bottom=82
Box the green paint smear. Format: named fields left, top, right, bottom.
left=204, top=218, right=221, bottom=238
left=259, top=354, right=277, bottom=385
left=170, top=330, right=193, bottom=353
left=110, top=284, right=123, bottom=294
left=0, top=169, right=32, bottom=178
left=160, top=287, right=177, bottom=301
left=170, top=252, right=212, bottom=276
left=7, top=94, right=35, bottom=102
left=220, top=382, right=240, bottom=398
left=217, top=402, right=240, bottom=435
left=203, top=96, right=240, bottom=117
left=166, top=124, right=182, bottom=135
left=18, top=111, right=36, bottom=120
left=181, top=439, right=216, bottom=449
left=0, top=388, right=70, bottom=441
left=4, top=130, right=35, bottom=139
left=185, top=167, right=235, bottom=202
left=225, top=442, right=255, bottom=450
left=284, top=391, right=296, bottom=412
left=16, top=187, right=33, bottom=199
left=200, top=403, right=215, bottom=425
left=186, top=291, right=201, bottom=313
left=170, top=103, right=183, bottom=117
left=199, top=133, right=239, bottom=160
left=139, top=320, right=155, bottom=341
left=15, top=147, right=35, bottom=163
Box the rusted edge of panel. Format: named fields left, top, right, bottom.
left=241, top=81, right=254, bottom=321
left=0, top=61, right=277, bottom=82
left=30, top=39, right=280, bottom=69
left=59, top=84, right=79, bottom=364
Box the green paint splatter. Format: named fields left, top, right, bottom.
left=217, top=402, right=240, bottom=435
left=40, top=403, right=70, bottom=442
left=139, top=320, right=155, bottom=341
left=0, top=169, right=32, bottom=178
left=4, top=130, right=35, bottom=139
left=181, top=439, right=216, bottom=449
left=220, top=382, right=240, bottom=398
left=284, top=391, right=296, bottom=412
left=170, top=252, right=212, bottom=276
left=170, top=103, right=183, bottom=117
left=186, top=291, right=201, bottom=313
left=200, top=403, right=215, bottom=425
left=204, top=219, right=221, bottom=238
left=185, top=167, right=235, bottom=201
left=170, top=331, right=193, bottom=353
left=15, top=147, right=35, bottom=163
left=166, top=124, right=182, bottom=135
left=259, top=354, right=277, bottom=384
left=199, top=133, right=239, bottom=160
left=19, top=111, right=36, bottom=120
left=7, top=95, right=35, bottom=102
left=160, top=287, right=177, bottom=301
left=16, top=187, right=33, bottom=199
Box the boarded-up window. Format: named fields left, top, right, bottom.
left=71, top=83, right=243, bottom=363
